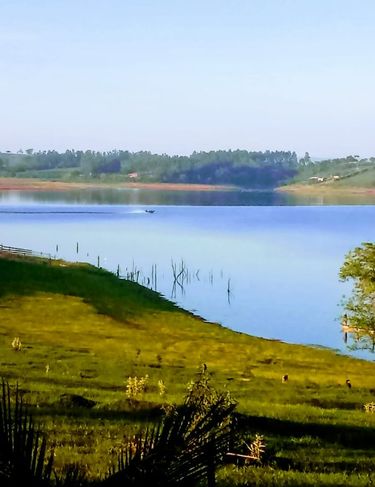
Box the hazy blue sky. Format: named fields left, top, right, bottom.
left=1, top=0, right=374, bottom=156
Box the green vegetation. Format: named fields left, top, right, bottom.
left=4, top=149, right=375, bottom=191
left=340, top=242, right=375, bottom=351
left=1, top=373, right=236, bottom=486
left=3, top=149, right=375, bottom=191
left=286, top=155, right=375, bottom=189
left=0, top=149, right=298, bottom=188
left=1, top=253, right=375, bottom=484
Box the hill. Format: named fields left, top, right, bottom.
left=281, top=156, right=375, bottom=192
left=1, top=252, right=375, bottom=484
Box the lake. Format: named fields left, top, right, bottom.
left=1, top=187, right=375, bottom=359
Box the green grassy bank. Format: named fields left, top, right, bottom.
left=1, top=253, right=375, bottom=484
left=278, top=182, right=375, bottom=195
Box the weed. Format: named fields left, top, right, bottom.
left=11, top=336, right=22, bottom=351
left=158, top=379, right=167, bottom=397
left=363, top=402, right=375, bottom=413
left=125, top=375, right=149, bottom=399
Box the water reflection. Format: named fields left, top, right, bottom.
left=1, top=188, right=375, bottom=206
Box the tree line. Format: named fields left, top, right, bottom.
left=0, top=149, right=299, bottom=188
left=4, top=149, right=374, bottom=188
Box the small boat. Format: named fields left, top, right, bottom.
left=145, top=209, right=155, bottom=214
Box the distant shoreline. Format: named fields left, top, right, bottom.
left=0, top=178, right=236, bottom=192
left=277, top=183, right=375, bottom=195
left=2, top=177, right=375, bottom=196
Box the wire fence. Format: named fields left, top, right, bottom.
left=0, top=243, right=52, bottom=259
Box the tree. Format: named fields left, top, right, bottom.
left=299, top=152, right=312, bottom=166
left=339, top=243, right=375, bottom=351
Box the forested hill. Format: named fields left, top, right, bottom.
left=3, top=150, right=375, bottom=189
left=0, top=149, right=298, bottom=188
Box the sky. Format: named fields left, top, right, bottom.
left=1, top=0, right=375, bottom=157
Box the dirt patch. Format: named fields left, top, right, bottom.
left=0, top=177, right=235, bottom=192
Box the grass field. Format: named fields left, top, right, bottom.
left=281, top=159, right=375, bottom=194
left=1, top=253, right=375, bottom=484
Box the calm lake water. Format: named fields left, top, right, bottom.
left=2, top=188, right=375, bottom=359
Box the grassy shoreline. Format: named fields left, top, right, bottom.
left=1, top=252, right=375, bottom=484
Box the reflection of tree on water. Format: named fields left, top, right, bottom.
left=4, top=187, right=375, bottom=206
left=0, top=188, right=289, bottom=206
left=342, top=314, right=348, bottom=344
left=341, top=314, right=375, bottom=352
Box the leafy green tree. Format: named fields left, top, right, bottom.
left=340, top=243, right=375, bottom=351
left=299, top=152, right=312, bottom=166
